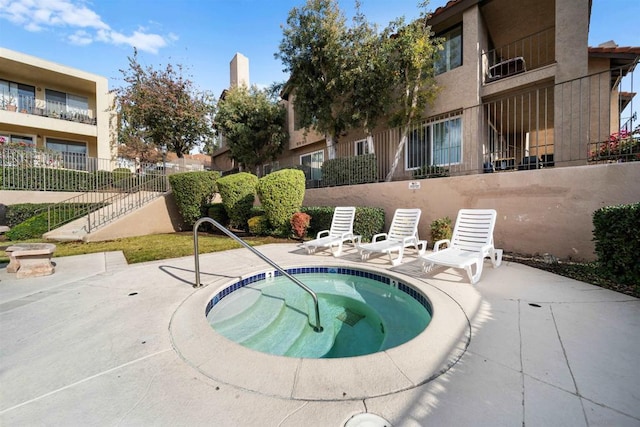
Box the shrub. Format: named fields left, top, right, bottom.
left=593, top=203, right=640, bottom=287
left=5, top=203, right=51, bottom=228
left=321, top=154, right=377, bottom=186
left=412, top=165, right=449, bottom=179
left=302, top=206, right=335, bottom=237
left=91, top=170, right=114, bottom=190
left=249, top=206, right=266, bottom=218
left=5, top=212, right=50, bottom=240
left=4, top=205, right=82, bottom=240
left=430, top=216, right=453, bottom=248
left=290, top=212, right=311, bottom=239
left=112, top=168, right=137, bottom=191
left=301, top=206, right=384, bottom=242
left=216, top=172, right=259, bottom=230
left=257, top=169, right=305, bottom=236
left=0, top=166, right=91, bottom=191
left=248, top=215, right=270, bottom=236
left=353, top=207, right=385, bottom=242
left=169, top=171, right=220, bottom=228
left=206, top=203, right=229, bottom=227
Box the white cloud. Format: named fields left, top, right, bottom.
left=68, top=29, right=92, bottom=46
left=107, top=29, right=168, bottom=54
left=0, top=0, right=170, bottom=54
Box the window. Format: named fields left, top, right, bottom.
left=405, top=114, right=462, bottom=170
left=45, top=89, right=88, bottom=116
left=354, top=139, right=373, bottom=156
left=355, top=139, right=371, bottom=156
left=0, top=80, right=17, bottom=109
left=406, top=126, right=430, bottom=170
left=432, top=117, right=462, bottom=165
left=300, top=150, right=324, bottom=181
left=18, top=84, right=35, bottom=113
left=0, top=133, right=35, bottom=148
left=1, top=134, right=35, bottom=167
left=46, top=138, right=87, bottom=170
left=435, top=25, right=462, bottom=75
left=1, top=80, right=34, bottom=112
left=263, top=161, right=279, bottom=176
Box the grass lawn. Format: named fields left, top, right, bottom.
left=0, top=233, right=291, bottom=265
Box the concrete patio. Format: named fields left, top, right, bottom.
left=1, top=243, right=638, bottom=426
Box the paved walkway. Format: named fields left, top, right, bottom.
left=1, top=244, right=638, bottom=426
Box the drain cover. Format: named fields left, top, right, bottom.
left=337, top=308, right=365, bottom=326
left=344, top=413, right=391, bottom=427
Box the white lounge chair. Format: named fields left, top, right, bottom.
left=420, top=209, right=503, bottom=284
left=302, top=206, right=360, bottom=257
left=358, top=208, right=426, bottom=266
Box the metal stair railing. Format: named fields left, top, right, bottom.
left=47, top=174, right=168, bottom=233
left=193, top=217, right=323, bottom=333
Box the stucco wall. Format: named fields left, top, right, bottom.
left=0, top=190, right=85, bottom=205
left=1, top=190, right=184, bottom=241
left=84, top=193, right=184, bottom=242
left=3, top=164, right=638, bottom=260
left=302, top=162, right=640, bottom=261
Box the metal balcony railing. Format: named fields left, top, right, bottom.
left=0, top=91, right=96, bottom=125
left=483, top=27, right=556, bottom=83
left=247, top=65, right=637, bottom=187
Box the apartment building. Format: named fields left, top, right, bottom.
left=0, top=47, right=114, bottom=169
left=213, top=0, right=638, bottom=184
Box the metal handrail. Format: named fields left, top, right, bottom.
left=46, top=174, right=167, bottom=232
left=193, top=217, right=323, bottom=332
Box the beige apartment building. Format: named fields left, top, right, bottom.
left=0, top=47, right=114, bottom=169
left=214, top=0, right=638, bottom=183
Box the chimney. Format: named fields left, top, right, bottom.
left=230, top=53, right=249, bottom=87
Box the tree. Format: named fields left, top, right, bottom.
left=115, top=50, right=216, bottom=159
left=276, top=0, right=354, bottom=159
left=277, top=0, right=441, bottom=179
left=382, top=4, right=441, bottom=181
left=347, top=1, right=394, bottom=154
left=214, top=85, right=288, bottom=173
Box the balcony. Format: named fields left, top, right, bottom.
left=483, top=27, right=555, bottom=84
left=0, top=93, right=96, bottom=125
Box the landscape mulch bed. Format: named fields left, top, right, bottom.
left=504, top=253, right=638, bottom=298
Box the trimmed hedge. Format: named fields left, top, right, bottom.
left=302, top=206, right=385, bottom=242
left=0, top=167, right=91, bottom=191
left=216, top=172, right=258, bottom=230
left=4, top=204, right=94, bottom=240
left=248, top=215, right=270, bottom=236
left=257, top=169, right=305, bottom=236
left=0, top=167, right=166, bottom=192
left=320, top=154, right=377, bottom=186
left=353, top=206, right=385, bottom=242
left=206, top=203, right=229, bottom=227
left=592, top=202, right=640, bottom=286
left=412, top=165, right=449, bottom=179
left=168, top=171, right=220, bottom=228
left=5, top=203, right=51, bottom=228
left=302, top=206, right=335, bottom=237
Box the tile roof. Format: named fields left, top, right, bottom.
left=588, top=46, right=640, bottom=56
left=431, top=0, right=462, bottom=18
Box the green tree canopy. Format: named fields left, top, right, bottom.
left=115, top=50, right=216, bottom=159
left=382, top=6, right=441, bottom=180
left=214, top=85, right=288, bottom=173
left=277, top=0, right=441, bottom=169
left=276, top=0, right=353, bottom=159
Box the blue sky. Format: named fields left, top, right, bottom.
left=1, top=0, right=639, bottom=98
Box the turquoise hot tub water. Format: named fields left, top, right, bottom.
left=205, top=267, right=432, bottom=359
